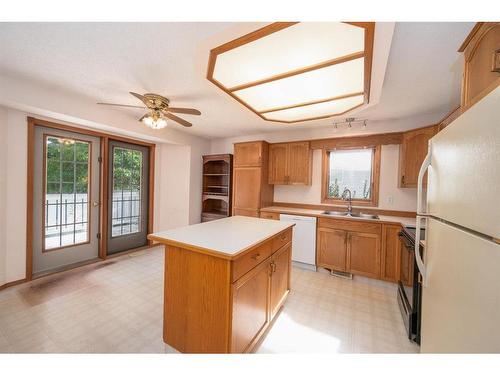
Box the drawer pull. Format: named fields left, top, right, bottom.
left=270, top=261, right=276, bottom=273
left=251, top=253, right=261, bottom=260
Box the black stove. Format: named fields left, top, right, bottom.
left=401, top=225, right=426, bottom=243
left=397, top=225, right=425, bottom=344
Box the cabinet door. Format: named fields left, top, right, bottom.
left=381, top=224, right=401, bottom=282
left=317, top=227, right=347, bottom=272
left=233, top=167, right=261, bottom=212
left=268, top=143, right=288, bottom=185
left=231, top=259, right=271, bottom=353
left=288, top=142, right=311, bottom=185
left=234, top=142, right=263, bottom=167
left=270, top=243, right=291, bottom=319
left=399, top=126, right=437, bottom=187
left=347, top=232, right=381, bottom=279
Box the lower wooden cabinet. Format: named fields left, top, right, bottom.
left=317, top=227, right=347, bottom=271
left=230, top=228, right=292, bottom=353
left=316, top=218, right=383, bottom=280
left=347, top=232, right=381, bottom=279
left=270, top=243, right=291, bottom=319
left=381, top=224, right=402, bottom=282
left=231, top=259, right=271, bottom=353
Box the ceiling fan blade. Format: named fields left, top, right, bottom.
left=166, top=107, right=201, bottom=115
left=130, top=91, right=151, bottom=107
left=165, top=112, right=192, bottom=127
left=97, top=102, right=146, bottom=109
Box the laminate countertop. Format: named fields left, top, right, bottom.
left=148, top=216, right=294, bottom=260
left=261, top=206, right=417, bottom=227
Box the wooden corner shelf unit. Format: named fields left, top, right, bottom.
left=202, top=154, right=233, bottom=222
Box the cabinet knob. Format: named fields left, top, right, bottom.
left=251, top=253, right=261, bottom=260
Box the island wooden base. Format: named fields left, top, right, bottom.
left=161, top=227, right=292, bottom=353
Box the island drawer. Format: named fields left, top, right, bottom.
left=271, top=228, right=292, bottom=253
left=232, top=240, right=273, bottom=282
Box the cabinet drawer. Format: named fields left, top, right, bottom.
left=232, top=240, right=272, bottom=282
left=318, top=218, right=381, bottom=234
left=260, top=211, right=280, bottom=220
left=233, top=208, right=259, bottom=218
left=272, top=228, right=292, bottom=253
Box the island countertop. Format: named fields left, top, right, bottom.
left=148, top=215, right=295, bottom=260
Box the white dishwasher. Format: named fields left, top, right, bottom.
left=279, top=214, right=317, bottom=269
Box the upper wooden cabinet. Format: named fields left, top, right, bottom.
left=234, top=142, right=263, bottom=167
left=268, top=141, right=312, bottom=185
left=398, top=125, right=438, bottom=188
left=232, top=141, right=274, bottom=217
left=459, top=22, right=500, bottom=109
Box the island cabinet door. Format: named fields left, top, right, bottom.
left=230, top=259, right=271, bottom=353
left=270, top=243, right=291, bottom=319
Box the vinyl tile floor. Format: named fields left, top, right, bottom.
left=0, top=246, right=419, bottom=353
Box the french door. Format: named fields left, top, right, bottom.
left=106, top=140, right=150, bottom=255
left=32, top=126, right=100, bottom=275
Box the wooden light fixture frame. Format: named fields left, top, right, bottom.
left=207, top=22, right=375, bottom=123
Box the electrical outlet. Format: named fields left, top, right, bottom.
left=387, top=196, right=394, bottom=205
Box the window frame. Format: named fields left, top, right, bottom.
left=321, top=145, right=380, bottom=207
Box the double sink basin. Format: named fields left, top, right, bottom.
left=322, top=210, right=379, bottom=220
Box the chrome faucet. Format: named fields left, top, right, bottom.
left=341, top=188, right=353, bottom=215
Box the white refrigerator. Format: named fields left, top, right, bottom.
left=416, top=86, right=500, bottom=353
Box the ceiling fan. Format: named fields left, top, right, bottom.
left=97, top=92, right=201, bottom=129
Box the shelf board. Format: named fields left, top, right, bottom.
left=203, top=173, right=229, bottom=176
left=202, top=211, right=228, bottom=217
left=205, top=185, right=228, bottom=188
left=203, top=193, right=229, bottom=198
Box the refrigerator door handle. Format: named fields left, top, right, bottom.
left=415, top=215, right=427, bottom=287
left=417, top=140, right=432, bottom=215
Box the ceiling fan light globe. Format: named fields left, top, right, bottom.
left=142, top=115, right=167, bottom=130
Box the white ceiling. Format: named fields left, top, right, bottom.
left=0, top=22, right=474, bottom=139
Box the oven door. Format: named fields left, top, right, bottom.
left=397, top=232, right=416, bottom=340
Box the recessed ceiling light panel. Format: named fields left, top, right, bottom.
left=207, top=22, right=374, bottom=123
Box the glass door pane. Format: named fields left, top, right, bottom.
left=111, top=147, right=143, bottom=237
left=44, top=136, right=90, bottom=251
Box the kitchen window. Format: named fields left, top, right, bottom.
left=322, top=146, right=380, bottom=206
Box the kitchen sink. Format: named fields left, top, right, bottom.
left=322, top=210, right=348, bottom=216
left=322, top=211, right=379, bottom=220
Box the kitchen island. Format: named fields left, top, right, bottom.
left=148, top=216, right=294, bottom=353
